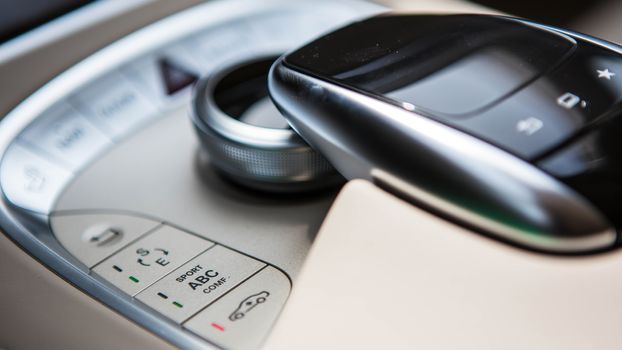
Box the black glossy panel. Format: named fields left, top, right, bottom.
left=538, top=113, right=622, bottom=228
left=453, top=42, right=622, bottom=160
left=284, top=15, right=575, bottom=115
left=541, top=42, right=622, bottom=120
left=456, top=79, right=584, bottom=160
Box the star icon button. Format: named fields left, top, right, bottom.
left=597, top=68, right=616, bottom=80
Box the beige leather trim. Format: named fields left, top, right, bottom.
left=264, top=180, right=622, bottom=350
left=0, top=232, right=175, bottom=350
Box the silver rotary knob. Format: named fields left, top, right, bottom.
left=191, top=55, right=342, bottom=192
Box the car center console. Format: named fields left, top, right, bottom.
left=0, top=1, right=383, bottom=348
left=6, top=1, right=622, bottom=350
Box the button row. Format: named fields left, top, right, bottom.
left=93, top=225, right=214, bottom=296
left=70, top=219, right=290, bottom=349
left=137, top=245, right=265, bottom=323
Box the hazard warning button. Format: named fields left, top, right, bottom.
left=158, top=57, right=199, bottom=96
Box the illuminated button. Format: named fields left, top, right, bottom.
left=93, top=225, right=213, bottom=296
left=0, top=143, right=73, bottom=213
left=184, top=266, right=290, bottom=350
left=136, top=245, right=265, bottom=323
left=70, top=70, right=158, bottom=139
left=50, top=213, right=161, bottom=268
left=19, top=102, right=112, bottom=170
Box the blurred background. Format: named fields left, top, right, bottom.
left=0, top=0, right=620, bottom=44
left=0, top=0, right=620, bottom=118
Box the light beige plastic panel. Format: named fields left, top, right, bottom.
left=265, top=180, right=622, bottom=350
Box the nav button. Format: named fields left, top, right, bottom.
left=184, top=266, right=291, bottom=350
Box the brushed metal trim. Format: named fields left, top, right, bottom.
left=191, top=54, right=342, bottom=191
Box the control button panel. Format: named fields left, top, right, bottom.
left=455, top=78, right=583, bottom=160
left=137, top=245, right=265, bottom=323
left=70, top=70, right=159, bottom=140
left=51, top=213, right=162, bottom=268
left=185, top=266, right=290, bottom=350
left=56, top=214, right=292, bottom=349
left=18, top=102, right=112, bottom=170
left=453, top=42, right=622, bottom=160
left=52, top=211, right=292, bottom=349
left=542, top=44, right=622, bottom=120
left=0, top=2, right=381, bottom=347
left=0, top=143, right=74, bottom=213
left=93, top=225, right=213, bottom=295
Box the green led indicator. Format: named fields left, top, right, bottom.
left=173, top=301, right=183, bottom=308
left=129, top=276, right=139, bottom=283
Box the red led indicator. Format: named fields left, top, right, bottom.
left=211, top=322, right=225, bottom=332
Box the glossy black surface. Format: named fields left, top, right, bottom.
left=271, top=61, right=615, bottom=253
left=285, top=15, right=575, bottom=115
left=272, top=14, right=622, bottom=252
left=538, top=113, right=622, bottom=230
left=456, top=43, right=622, bottom=160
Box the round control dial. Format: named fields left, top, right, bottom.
left=192, top=56, right=343, bottom=192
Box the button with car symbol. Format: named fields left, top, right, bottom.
left=184, top=266, right=290, bottom=350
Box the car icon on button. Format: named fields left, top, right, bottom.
left=229, top=291, right=270, bottom=321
